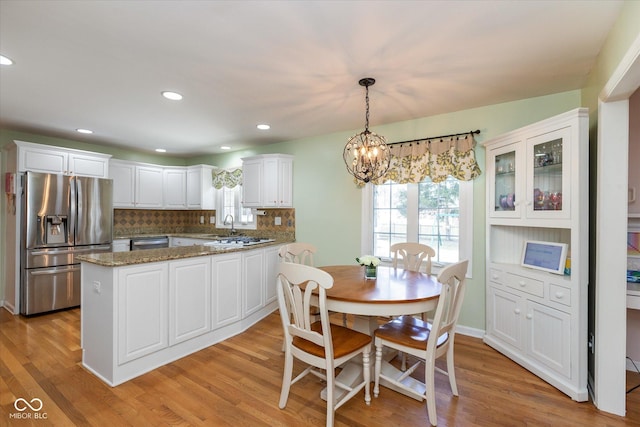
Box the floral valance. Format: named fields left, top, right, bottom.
left=359, top=134, right=482, bottom=186
left=211, top=167, right=242, bottom=189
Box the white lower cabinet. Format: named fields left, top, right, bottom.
left=169, top=257, right=211, bottom=345
left=211, top=252, right=242, bottom=329
left=82, top=245, right=282, bottom=386
left=117, top=263, right=169, bottom=364
left=264, top=246, right=280, bottom=305
left=487, top=280, right=572, bottom=382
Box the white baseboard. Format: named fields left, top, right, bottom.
left=456, top=324, right=485, bottom=339
left=627, top=358, right=640, bottom=372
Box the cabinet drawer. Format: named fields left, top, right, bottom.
left=505, top=272, right=543, bottom=298
left=489, top=268, right=504, bottom=284
left=549, top=284, right=571, bottom=307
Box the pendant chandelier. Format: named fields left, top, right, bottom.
left=343, top=77, right=390, bottom=183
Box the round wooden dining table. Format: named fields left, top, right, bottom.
left=318, top=264, right=441, bottom=322
left=316, top=265, right=442, bottom=401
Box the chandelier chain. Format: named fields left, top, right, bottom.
left=364, top=84, right=370, bottom=132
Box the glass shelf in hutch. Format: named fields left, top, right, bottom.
left=532, top=137, right=563, bottom=211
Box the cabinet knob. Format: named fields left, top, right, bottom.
left=514, top=308, right=521, bottom=315
left=519, top=281, right=526, bottom=287
left=526, top=313, right=533, bottom=320
left=492, top=274, right=498, bottom=280
left=555, top=291, right=564, bottom=299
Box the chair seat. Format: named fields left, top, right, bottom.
left=293, top=321, right=371, bottom=359
left=375, top=315, right=447, bottom=351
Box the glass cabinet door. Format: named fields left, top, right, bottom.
left=526, top=127, right=571, bottom=219
left=489, top=142, right=521, bottom=218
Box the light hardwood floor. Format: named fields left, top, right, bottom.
left=1, top=308, right=639, bottom=426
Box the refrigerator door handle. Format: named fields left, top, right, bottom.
left=69, top=176, right=76, bottom=246
left=30, top=248, right=74, bottom=256
left=29, top=266, right=80, bottom=276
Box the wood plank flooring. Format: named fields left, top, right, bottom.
left=1, top=308, right=639, bottom=426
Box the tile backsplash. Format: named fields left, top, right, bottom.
left=113, top=208, right=295, bottom=240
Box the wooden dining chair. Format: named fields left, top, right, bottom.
left=278, top=242, right=316, bottom=266
left=373, top=259, right=469, bottom=426
left=390, top=242, right=436, bottom=275
left=276, top=262, right=372, bottom=427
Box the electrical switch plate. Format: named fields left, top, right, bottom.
left=199, top=215, right=204, bottom=224
left=275, top=217, right=282, bottom=226
left=210, top=216, right=215, bottom=224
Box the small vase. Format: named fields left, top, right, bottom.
left=364, top=265, right=377, bottom=280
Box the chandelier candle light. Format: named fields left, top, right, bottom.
left=343, top=78, right=390, bottom=183
left=357, top=255, right=381, bottom=279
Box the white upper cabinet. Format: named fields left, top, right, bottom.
left=241, top=154, right=293, bottom=208
left=486, top=112, right=578, bottom=227
left=109, top=160, right=216, bottom=210
left=135, top=165, right=164, bottom=208
left=163, top=167, right=187, bottom=209
left=110, top=160, right=136, bottom=207
left=15, top=140, right=110, bottom=178
left=187, top=165, right=215, bottom=209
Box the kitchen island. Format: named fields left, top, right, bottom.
left=78, top=241, right=284, bottom=386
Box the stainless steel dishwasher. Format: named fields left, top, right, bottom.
left=130, top=236, right=169, bottom=251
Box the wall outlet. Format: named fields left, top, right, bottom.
left=209, top=216, right=215, bottom=224
left=93, top=281, right=101, bottom=294
left=199, top=215, right=204, bottom=224
left=274, top=217, right=282, bottom=226
left=287, top=219, right=292, bottom=227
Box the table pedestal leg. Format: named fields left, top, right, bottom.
left=321, top=315, right=425, bottom=402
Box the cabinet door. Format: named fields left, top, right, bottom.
left=525, top=127, right=571, bottom=219
left=241, top=160, right=262, bottom=207
left=187, top=165, right=215, bottom=209
left=169, top=258, right=211, bottom=345
left=68, top=153, right=109, bottom=178
left=488, top=141, right=522, bottom=218
left=487, top=287, right=523, bottom=350
left=163, top=167, right=187, bottom=209
left=136, top=165, right=164, bottom=208
left=278, top=157, right=293, bottom=207
left=243, top=250, right=265, bottom=316
left=19, top=145, right=67, bottom=174
left=211, top=253, right=242, bottom=329
left=262, top=157, right=279, bottom=207
left=109, top=161, right=136, bottom=207
left=264, top=246, right=280, bottom=305
left=117, top=264, right=168, bottom=364
left=525, top=300, right=571, bottom=377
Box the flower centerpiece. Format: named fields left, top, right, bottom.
left=356, top=255, right=381, bottom=279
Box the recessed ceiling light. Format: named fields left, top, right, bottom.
left=0, top=54, right=14, bottom=65
left=161, top=91, right=183, bottom=101
left=220, top=146, right=231, bottom=150
left=155, top=148, right=167, bottom=153
left=76, top=128, right=93, bottom=134
left=257, top=124, right=270, bottom=130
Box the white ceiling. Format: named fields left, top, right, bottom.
left=0, top=1, right=624, bottom=157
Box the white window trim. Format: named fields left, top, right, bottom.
left=361, top=180, right=473, bottom=278
left=215, top=187, right=257, bottom=231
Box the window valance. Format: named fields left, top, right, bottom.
left=211, top=167, right=242, bottom=189
left=359, top=133, right=482, bottom=186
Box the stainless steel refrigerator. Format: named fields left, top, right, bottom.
left=21, top=172, right=113, bottom=315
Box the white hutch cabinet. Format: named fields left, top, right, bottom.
left=482, top=108, right=588, bottom=401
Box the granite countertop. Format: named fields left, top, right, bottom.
left=78, top=240, right=287, bottom=267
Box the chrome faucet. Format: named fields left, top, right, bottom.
left=223, top=214, right=237, bottom=235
